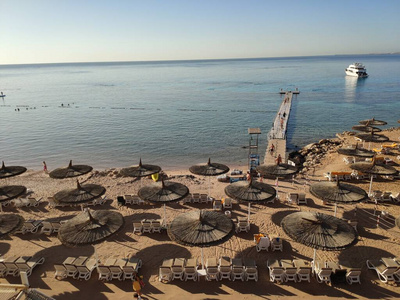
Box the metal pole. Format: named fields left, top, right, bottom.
left=163, top=204, right=166, bottom=226
left=368, top=174, right=373, bottom=196
left=248, top=203, right=251, bottom=222
left=334, top=203, right=337, bottom=217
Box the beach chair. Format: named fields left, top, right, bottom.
left=40, top=222, right=54, bottom=235
left=16, top=256, right=45, bottom=277
left=27, top=197, right=43, bottom=207
left=297, top=193, right=307, bottom=205
left=76, top=258, right=97, bottom=280
left=54, top=264, right=68, bottom=280
left=243, top=258, right=258, bottom=281
left=183, top=193, right=192, bottom=204
left=348, top=219, right=358, bottom=231
left=200, top=194, right=208, bottom=203
left=372, top=191, right=383, bottom=201
left=345, top=268, right=362, bottom=284
left=287, top=193, right=298, bottom=204
left=218, top=257, right=232, bottom=280
left=297, top=267, right=312, bottom=282
left=4, top=261, right=19, bottom=277
left=97, top=265, right=111, bottom=281
left=391, top=192, right=400, bottom=203
left=222, top=197, right=232, bottom=209
left=122, top=266, right=136, bottom=280
left=171, top=258, right=185, bottom=281
left=366, top=260, right=398, bottom=283
left=271, top=237, right=283, bottom=252
left=213, top=199, right=222, bottom=210
left=109, top=266, right=123, bottom=280
left=284, top=267, right=298, bottom=282
left=343, top=157, right=355, bottom=164
left=313, top=261, right=332, bottom=284
left=256, top=236, right=270, bottom=252
left=151, top=220, right=162, bottom=233
left=133, top=222, right=143, bottom=234
left=51, top=222, right=61, bottom=233
left=0, top=262, right=7, bottom=277
left=236, top=219, right=250, bottom=233
left=64, top=264, right=79, bottom=279
left=159, top=266, right=173, bottom=282
left=184, top=258, right=198, bottom=281
left=141, top=220, right=152, bottom=233
left=192, top=193, right=200, bottom=203
left=15, top=220, right=42, bottom=234
left=206, top=258, right=219, bottom=281
left=269, top=267, right=285, bottom=283
left=381, top=192, right=392, bottom=202
left=124, top=195, right=134, bottom=205
left=231, top=258, right=244, bottom=281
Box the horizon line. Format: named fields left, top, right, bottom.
left=1, top=52, right=399, bottom=67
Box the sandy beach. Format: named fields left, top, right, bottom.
left=1, top=127, right=400, bottom=300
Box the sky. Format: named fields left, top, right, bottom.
left=1, top=0, right=399, bottom=64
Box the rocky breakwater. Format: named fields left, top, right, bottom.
left=290, top=137, right=343, bottom=174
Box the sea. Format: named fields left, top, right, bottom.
left=1, top=54, right=400, bottom=171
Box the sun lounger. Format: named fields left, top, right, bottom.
left=222, top=197, right=233, bottom=209
left=151, top=220, right=162, bottom=233
left=213, top=199, right=222, bottom=210
left=236, top=219, right=250, bottom=233
left=15, top=220, right=42, bottom=234
left=381, top=192, right=392, bottom=202
left=287, top=193, right=298, bottom=204
left=141, top=220, right=152, bottom=233
left=192, top=193, right=200, bottom=203
left=231, top=258, right=244, bottom=281
left=133, top=222, right=143, bottom=234
left=184, top=258, right=198, bottom=281
left=4, top=260, right=19, bottom=277
left=218, top=256, right=232, bottom=280
left=271, top=237, right=283, bottom=252
left=75, top=258, right=97, bottom=280
left=124, top=195, right=134, bottom=205
left=340, top=264, right=361, bottom=284
left=97, top=265, right=112, bottom=281
left=159, top=267, right=173, bottom=282
left=15, top=256, right=45, bottom=277
left=313, top=261, right=332, bottom=284
left=255, top=236, right=270, bottom=252
left=243, top=258, right=258, bottom=281
left=27, top=197, right=43, bottom=207
left=390, top=192, right=400, bottom=203
left=268, top=259, right=285, bottom=283
left=206, top=258, right=219, bottom=281
left=183, top=193, right=192, bottom=204
left=200, top=194, right=208, bottom=204
left=0, top=262, right=7, bottom=277
left=297, top=193, right=307, bottom=205
left=109, top=266, right=123, bottom=280
left=54, top=264, right=68, bottom=280
left=171, top=258, right=185, bottom=281
left=367, top=259, right=399, bottom=283
left=293, top=259, right=311, bottom=282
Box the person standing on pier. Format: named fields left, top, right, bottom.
left=276, top=154, right=282, bottom=165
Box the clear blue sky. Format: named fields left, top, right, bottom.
left=1, top=0, right=399, bottom=64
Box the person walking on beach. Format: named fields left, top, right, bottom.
left=43, top=161, right=48, bottom=173
left=276, top=154, right=282, bottom=165
left=270, top=144, right=275, bottom=155
left=133, top=274, right=144, bottom=300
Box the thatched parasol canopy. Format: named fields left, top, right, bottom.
left=281, top=211, right=358, bottom=251
left=189, top=158, right=229, bottom=177
left=0, top=185, right=27, bottom=203
left=53, top=181, right=106, bottom=205
left=138, top=180, right=189, bottom=204
left=120, top=159, right=161, bottom=178
left=359, top=118, right=387, bottom=126
left=256, top=163, right=298, bottom=178
left=0, top=162, right=27, bottom=179
left=337, top=147, right=375, bottom=158
left=58, top=209, right=124, bottom=247
left=396, top=216, right=400, bottom=229
left=0, top=214, right=25, bottom=237
left=310, top=181, right=368, bottom=204
left=355, top=133, right=389, bottom=143
left=49, top=160, right=93, bottom=179
left=168, top=210, right=234, bottom=247
left=352, top=125, right=382, bottom=133
left=224, top=180, right=276, bottom=203
left=350, top=161, right=398, bottom=176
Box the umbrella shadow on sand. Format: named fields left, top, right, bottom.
left=0, top=242, right=11, bottom=255
left=270, top=210, right=298, bottom=226
left=343, top=207, right=396, bottom=230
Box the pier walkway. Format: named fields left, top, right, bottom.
left=264, top=92, right=294, bottom=165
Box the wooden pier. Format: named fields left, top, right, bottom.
left=264, top=91, right=294, bottom=165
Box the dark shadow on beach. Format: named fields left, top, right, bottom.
left=0, top=242, right=11, bottom=256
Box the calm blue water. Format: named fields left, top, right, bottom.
left=1, top=55, right=400, bottom=170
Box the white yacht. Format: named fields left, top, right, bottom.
left=345, top=63, right=368, bottom=78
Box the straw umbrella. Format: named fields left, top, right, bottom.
left=309, top=181, right=368, bottom=216
left=49, top=160, right=93, bottom=179
left=281, top=211, right=358, bottom=270
left=256, top=163, right=298, bottom=195
left=337, top=145, right=375, bottom=158
left=359, top=118, right=387, bottom=126
left=225, top=180, right=276, bottom=222
left=53, top=180, right=106, bottom=209
left=167, top=210, right=235, bottom=269
left=189, top=158, right=229, bottom=198
left=350, top=159, right=398, bottom=196
left=121, top=159, right=161, bottom=187
left=0, top=161, right=27, bottom=179
left=138, top=179, right=189, bottom=225
left=0, top=214, right=25, bottom=238
left=351, top=125, right=382, bottom=133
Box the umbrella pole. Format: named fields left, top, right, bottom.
left=276, top=176, right=279, bottom=199
left=248, top=203, right=251, bottom=222
left=201, top=247, right=204, bottom=270
left=208, top=176, right=211, bottom=198
left=334, top=203, right=338, bottom=217
left=312, top=248, right=317, bottom=272
left=368, top=174, right=374, bottom=196
left=163, top=204, right=166, bottom=226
